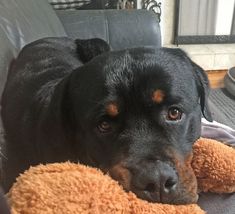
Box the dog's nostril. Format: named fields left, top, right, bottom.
left=144, top=183, right=156, bottom=192
left=163, top=178, right=177, bottom=192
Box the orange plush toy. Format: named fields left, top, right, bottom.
left=7, top=138, right=235, bottom=214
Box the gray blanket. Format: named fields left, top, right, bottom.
left=201, top=118, right=235, bottom=147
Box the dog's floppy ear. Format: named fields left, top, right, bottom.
left=75, top=38, right=111, bottom=63
left=164, top=48, right=212, bottom=122
left=189, top=59, right=213, bottom=122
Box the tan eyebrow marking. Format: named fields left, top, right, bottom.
left=106, top=102, right=119, bottom=117
left=152, top=89, right=165, bottom=104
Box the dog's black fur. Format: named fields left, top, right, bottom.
left=1, top=37, right=212, bottom=204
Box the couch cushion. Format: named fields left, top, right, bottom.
left=57, top=9, right=162, bottom=50
left=0, top=0, right=67, bottom=100
left=0, top=0, right=66, bottom=51
left=0, top=0, right=67, bottom=95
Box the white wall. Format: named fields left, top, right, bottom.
left=216, top=0, right=234, bottom=35
left=161, top=0, right=175, bottom=45
left=136, top=0, right=175, bottom=45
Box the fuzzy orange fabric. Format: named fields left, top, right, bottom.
left=192, top=138, right=235, bottom=193
left=7, top=138, right=235, bottom=214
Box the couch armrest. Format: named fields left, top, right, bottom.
left=56, top=9, right=161, bottom=50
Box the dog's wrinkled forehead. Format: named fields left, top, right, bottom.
left=102, top=48, right=198, bottom=103
left=104, top=50, right=135, bottom=88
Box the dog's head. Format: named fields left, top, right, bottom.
left=63, top=46, right=212, bottom=204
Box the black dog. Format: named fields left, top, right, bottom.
left=1, top=37, right=212, bottom=204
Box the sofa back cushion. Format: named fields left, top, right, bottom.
left=0, top=0, right=66, bottom=51
left=0, top=0, right=67, bottom=100
left=56, top=9, right=162, bottom=50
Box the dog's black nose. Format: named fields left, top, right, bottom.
left=132, top=162, right=178, bottom=203
left=144, top=173, right=177, bottom=193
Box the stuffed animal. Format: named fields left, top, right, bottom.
left=7, top=138, right=235, bottom=214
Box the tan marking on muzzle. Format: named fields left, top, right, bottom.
left=164, top=148, right=198, bottom=203
left=173, top=152, right=198, bottom=203
left=108, top=164, right=131, bottom=191
left=152, top=89, right=165, bottom=104
left=106, top=103, right=119, bottom=117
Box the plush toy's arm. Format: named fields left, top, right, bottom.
left=192, top=138, right=235, bottom=193
left=7, top=138, right=235, bottom=214
left=7, top=162, right=205, bottom=214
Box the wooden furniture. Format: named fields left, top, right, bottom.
left=206, top=70, right=227, bottom=89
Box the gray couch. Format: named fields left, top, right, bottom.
left=0, top=0, right=234, bottom=213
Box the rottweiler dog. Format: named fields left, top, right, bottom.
left=1, top=37, right=212, bottom=204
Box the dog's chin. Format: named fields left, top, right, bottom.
left=108, top=171, right=198, bottom=205
left=107, top=165, right=199, bottom=204
left=128, top=184, right=199, bottom=205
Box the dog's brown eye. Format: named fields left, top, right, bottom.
left=167, top=107, right=182, bottom=121
left=97, top=121, right=111, bottom=133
